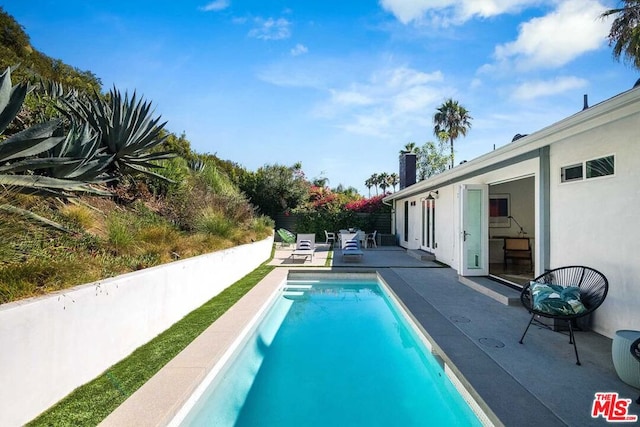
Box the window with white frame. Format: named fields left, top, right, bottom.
left=560, top=155, right=615, bottom=183
left=561, top=164, right=583, bottom=182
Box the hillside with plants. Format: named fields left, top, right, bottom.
left=0, top=8, right=274, bottom=304
left=0, top=8, right=393, bottom=305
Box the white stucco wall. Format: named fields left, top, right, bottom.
left=406, top=160, right=538, bottom=271
left=388, top=88, right=640, bottom=339
left=549, top=112, right=640, bottom=338
left=0, top=235, right=273, bottom=427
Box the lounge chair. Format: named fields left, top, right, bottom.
left=291, top=233, right=316, bottom=262
left=277, top=228, right=296, bottom=247
left=519, top=266, right=608, bottom=365
left=341, top=232, right=363, bottom=260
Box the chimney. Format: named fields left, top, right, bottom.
left=583, top=94, right=589, bottom=110
left=399, top=152, right=416, bottom=190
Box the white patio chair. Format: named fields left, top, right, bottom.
left=324, top=230, right=336, bottom=245
left=291, top=233, right=316, bottom=262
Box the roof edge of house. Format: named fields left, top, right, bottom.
left=384, top=85, right=640, bottom=202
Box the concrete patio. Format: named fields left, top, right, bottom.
left=271, top=242, right=639, bottom=425
left=105, top=243, right=639, bottom=426
left=269, top=242, right=441, bottom=268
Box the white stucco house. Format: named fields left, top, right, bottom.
left=384, top=84, right=640, bottom=338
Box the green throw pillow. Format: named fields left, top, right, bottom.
left=530, top=282, right=587, bottom=316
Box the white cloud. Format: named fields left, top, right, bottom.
left=319, top=67, right=447, bottom=137
left=494, top=0, right=609, bottom=70
left=378, top=0, right=443, bottom=25
left=379, top=0, right=548, bottom=25
left=511, top=76, right=588, bottom=100
left=329, top=89, right=374, bottom=106
left=199, top=0, right=230, bottom=12
left=458, top=0, right=543, bottom=20
left=291, top=43, right=308, bottom=56
left=257, top=62, right=326, bottom=88
left=248, top=18, right=291, bottom=40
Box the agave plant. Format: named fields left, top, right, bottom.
left=187, top=158, right=206, bottom=173
left=0, top=67, right=110, bottom=234
left=0, top=68, right=29, bottom=133
left=0, top=67, right=110, bottom=197
left=62, top=87, right=175, bottom=182
left=46, top=123, right=114, bottom=183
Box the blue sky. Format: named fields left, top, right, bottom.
left=4, top=0, right=638, bottom=195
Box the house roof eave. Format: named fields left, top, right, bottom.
left=384, top=85, right=640, bottom=202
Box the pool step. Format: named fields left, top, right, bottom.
left=283, top=291, right=307, bottom=300
left=284, top=284, right=312, bottom=291
left=406, top=249, right=436, bottom=262
left=457, top=276, right=521, bottom=306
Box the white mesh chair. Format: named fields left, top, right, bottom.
left=341, top=233, right=363, bottom=260
left=291, top=233, right=316, bottom=262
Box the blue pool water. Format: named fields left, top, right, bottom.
left=178, top=278, right=483, bottom=426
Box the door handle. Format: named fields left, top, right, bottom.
left=463, top=230, right=470, bottom=241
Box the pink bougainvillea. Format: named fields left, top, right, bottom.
left=345, top=194, right=389, bottom=213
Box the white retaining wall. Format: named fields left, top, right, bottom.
left=0, top=235, right=273, bottom=427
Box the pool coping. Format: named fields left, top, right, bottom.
left=99, top=268, right=289, bottom=427
left=378, top=268, right=564, bottom=427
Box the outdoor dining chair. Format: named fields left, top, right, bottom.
left=324, top=230, right=336, bottom=246
left=366, top=230, right=377, bottom=248
left=519, top=266, right=609, bottom=365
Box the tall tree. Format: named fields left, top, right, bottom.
left=370, top=172, right=379, bottom=195
left=399, top=142, right=418, bottom=154
left=433, top=98, right=472, bottom=168
left=600, top=1, right=640, bottom=70
left=416, top=141, right=451, bottom=180
left=364, top=177, right=373, bottom=197
left=378, top=172, right=389, bottom=194
left=387, top=173, right=399, bottom=192
left=239, top=163, right=309, bottom=219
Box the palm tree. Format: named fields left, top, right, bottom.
left=378, top=172, right=389, bottom=194
left=433, top=98, right=472, bottom=168
left=370, top=173, right=379, bottom=195
left=601, top=1, right=640, bottom=70
left=364, top=177, right=373, bottom=197
left=387, top=173, right=399, bottom=192
left=399, top=142, right=418, bottom=154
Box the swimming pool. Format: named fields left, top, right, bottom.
left=171, top=274, right=489, bottom=426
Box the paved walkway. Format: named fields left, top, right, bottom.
left=380, top=267, right=639, bottom=426
left=269, top=243, right=442, bottom=268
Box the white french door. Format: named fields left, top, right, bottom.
left=421, top=198, right=436, bottom=252
left=460, top=184, right=488, bottom=276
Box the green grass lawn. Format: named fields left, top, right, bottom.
left=28, top=260, right=276, bottom=426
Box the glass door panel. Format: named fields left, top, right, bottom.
left=460, top=184, right=488, bottom=276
